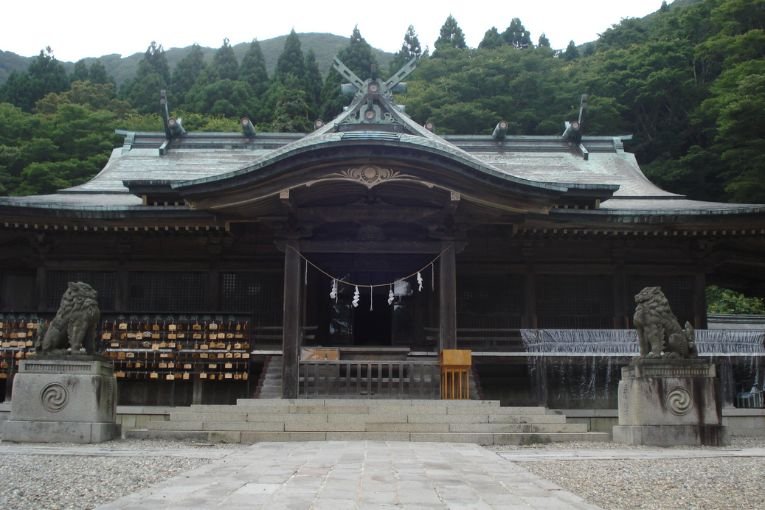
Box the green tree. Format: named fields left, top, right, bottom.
left=88, top=60, right=112, bottom=84
left=274, top=30, right=306, bottom=83
left=434, top=15, right=467, bottom=51
left=503, top=18, right=532, bottom=48
left=0, top=47, right=70, bottom=112
left=538, top=33, right=551, bottom=48
left=707, top=285, right=765, bottom=314
left=122, top=41, right=170, bottom=113
left=186, top=79, right=257, bottom=118
left=239, top=40, right=269, bottom=97
left=172, top=44, right=207, bottom=107
left=304, top=50, right=322, bottom=115
left=389, top=25, right=422, bottom=73
left=319, top=27, right=378, bottom=120
left=211, top=38, right=239, bottom=81
left=402, top=45, right=576, bottom=135
left=268, top=75, right=314, bottom=132
left=72, top=60, right=90, bottom=82
left=563, top=41, right=580, bottom=61
left=35, top=81, right=131, bottom=115
left=704, top=60, right=765, bottom=202
left=479, top=27, right=503, bottom=49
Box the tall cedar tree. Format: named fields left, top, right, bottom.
left=503, top=18, right=532, bottom=48
left=274, top=30, right=306, bottom=83
left=319, top=26, right=378, bottom=121
left=171, top=44, right=207, bottom=108
left=239, top=40, right=269, bottom=97
left=434, top=15, right=467, bottom=51
left=538, top=33, right=551, bottom=48
left=122, top=42, right=170, bottom=114
left=304, top=50, right=322, bottom=116
left=389, top=25, right=422, bottom=74
left=211, top=38, right=239, bottom=81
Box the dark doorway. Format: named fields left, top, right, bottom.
left=352, top=289, right=393, bottom=345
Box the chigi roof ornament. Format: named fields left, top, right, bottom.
left=333, top=56, right=417, bottom=129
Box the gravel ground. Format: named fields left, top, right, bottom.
left=522, top=456, right=764, bottom=510
left=494, top=437, right=765, bottom=510
left=0, top=440, right=231, bottom=510
left=0, top=438, right=763, bottom=510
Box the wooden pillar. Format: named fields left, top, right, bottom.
left=115, top=265, right=128, bottom=312
left=281, top=239, right=302, bottom=398
left=439, top=241, right=457, bottom=351
left=694, top=272, right=707, bottom=329
left=521, top=242, right=536, bottom=329
left=35, top=265, right=47, bottom=312
left=612, top=241, right=627, bottom=328
left=206, top=265, right=220, bottom=311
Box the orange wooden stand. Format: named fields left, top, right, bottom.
left=440, top=349, right=472, bottom=399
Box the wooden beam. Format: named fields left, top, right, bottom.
left=276, top=240, right=450, bottom=254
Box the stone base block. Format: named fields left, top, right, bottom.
left=613, top=424, right=727, bottom=447
left=5, top=358, right=120, bottom=443
left=3, top=420, right=120, bottom=443
left=615, top=359, right=726, bottom=446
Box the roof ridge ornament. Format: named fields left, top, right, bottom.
left=562, top=94, right=589, bottom=160
left=332, top=57, right=418, bottom=130
left=160, top=90, right=185, bottom=146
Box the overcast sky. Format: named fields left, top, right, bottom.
left=4, top=0, right=667, bottom=62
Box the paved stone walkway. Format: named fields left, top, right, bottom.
left=99, top=441, right=600, bottom=509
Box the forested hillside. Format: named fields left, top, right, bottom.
left=0, top=33, right=394, bottom=87
left=0, top=0, right=763, bottom=206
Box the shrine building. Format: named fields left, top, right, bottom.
left=1, top=59, right=764, bottom=407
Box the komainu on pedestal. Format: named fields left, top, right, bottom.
left=613, top=286, right=725, bottom=446
left=4, top=282, right=120, bottom=443
left=633, top=286, right=697, bottom=359
left=35, top=281, right=100, bottom=354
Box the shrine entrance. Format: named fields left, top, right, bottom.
left=304, top=254, right=438, bottom=350
left=351, top=288, right=392, bottom=346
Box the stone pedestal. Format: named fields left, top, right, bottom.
left=613, top=359, right=725, bottom=446
left=3, top=358, right=120, bottom=443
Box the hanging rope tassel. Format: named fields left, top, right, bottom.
left=388, top=284, right=394, bottom=305
left=304, top=261, right=308, bottom=285
left=417, top=271, right=423, bottom=292
left=352, top=286, right=360, bottom=308
left=431, top=263, right=435, bottom=291
left=329, top=279, right=337, bottom=301
left=369, top=286, right=373, bottom=311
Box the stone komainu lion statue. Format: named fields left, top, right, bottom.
left=633, top=286, right=697, bottom=359
left=36, top=281, right=100, bottom=354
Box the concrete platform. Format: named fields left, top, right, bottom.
left=98, top=441, right=601, bottom=509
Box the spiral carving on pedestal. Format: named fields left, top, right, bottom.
left=666, top=387, right=692, bottom=415
left=40, top=382, right=69, bottom=413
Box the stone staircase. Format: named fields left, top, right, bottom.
left=127, top=399, right=610, bottom=445
left=254, top=355, right=283, bottom=399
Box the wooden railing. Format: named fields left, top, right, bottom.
left=298, top=360, right=440, bottom=399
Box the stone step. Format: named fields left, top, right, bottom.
left=167, top=409, right=565, bottom=425
left=448, top=423, right=589, bottom=433
left=126, top=428, right=610, bottom=445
